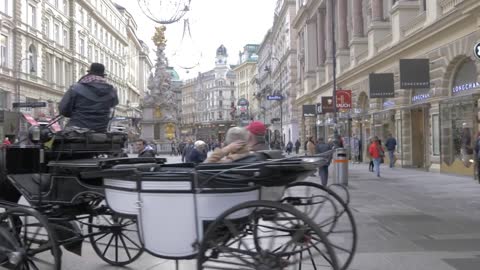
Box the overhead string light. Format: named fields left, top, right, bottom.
left=137, top=0, right=191, bottom=24
left=172, top=18, right=202, bottom=71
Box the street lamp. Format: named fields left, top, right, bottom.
left=330, top=0, right=340, bottom=148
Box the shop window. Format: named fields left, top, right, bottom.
left=440, top=100, right=476, bottom=176
left=432, top=114, right=440, bottom=156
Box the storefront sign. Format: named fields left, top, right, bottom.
left=383, top=100, right=395, bottom=108
left=474, top=42, right=480, bottom=60
left=369, top=73, right=394, bottom=98
left=452, top=82, right=480, bottom=94
left=399, top=59, right=430, bottom=89
left=237, top=98, right=249, bottom=106
left=321, top=96, right=334, bottom=113
left=412, top=88, right=431, bottom=103
left=302, top=105, right=317, bottom=117
left=336, top=90, right=352, bottom=109
left=267, top=95, right=283, bottom=101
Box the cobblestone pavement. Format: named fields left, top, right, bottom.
left=22, top=156, right=480, bottom=269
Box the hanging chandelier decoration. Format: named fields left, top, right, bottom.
left=172, top=18, right=202, bottom=71
left=137, top=0, right=191, bottom=24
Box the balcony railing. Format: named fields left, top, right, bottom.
left=401, top=12, right=426, bottom=37
left=439, top=0, right=464, bottom=14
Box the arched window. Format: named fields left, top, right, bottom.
left=28, top=44, right=37, bottom=73
left=55, top=58, right=63, bottom=86
left=452, top=59, right=477, bottom=88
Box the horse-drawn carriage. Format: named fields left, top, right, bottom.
left=0, top=117, right=356, bottom=270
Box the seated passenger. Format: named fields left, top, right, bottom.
left=246, top=121, right=269, bottom=151
left=205, top=127, right=251, bottom=163
left=59, top=63, right=119, bottom=133
left=189, top=140, right=207, bottom=164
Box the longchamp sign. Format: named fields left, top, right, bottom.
left=369, top=73, right=394, bottom=98
left=399, top=59, right=430, bottom=89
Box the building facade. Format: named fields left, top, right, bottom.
left=233, top=44, right=259, bottom=125
left=257, top=0, right=299, bottom=146
left=293, top=0, right=480, bottom=177
left=0, top=0, right=149, bottom=139
left=180, top=45, right=236, bottom=142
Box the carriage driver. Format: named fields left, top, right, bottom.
left=59, top=63, right=119, bottom=132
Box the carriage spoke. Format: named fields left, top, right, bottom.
left=92, top=232, right=110, bottom=244
left=118, top=234, right=132, bottom=260
left=120, top=232, right=142, bottom=250
left=102, top=234, right=116, bottom=257
left=115, top=234, right=119, bottom=262
left=307, top=247, right=318, bottom=270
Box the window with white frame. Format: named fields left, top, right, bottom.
left=79, top=9, right=84, bottom=25
left=0, top=35, right=7, bottom=67
left=79, top=35, right=85, bottom=56
left=63, top=28, right=68, bottom=47
left=95, top=49, right=99, bottom=62
left=28, top=4, right=37, bottom=28
left=63, top=0, right=67, bottom=15
left=44, top=18, right=50, bottom=39
left=0, top=0, right=8, bottom=15
left=55, top=58, right=63, bottom=85
left=54, top=23, right=60, bottom=43
left=87, top=45, right=92, bottom=61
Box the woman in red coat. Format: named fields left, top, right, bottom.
left=368, top=136, right=384, bottom=177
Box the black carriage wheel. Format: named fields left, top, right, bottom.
left=88, top=213, right=143, bottom=266
left=283, top=182, right=357, bottom=270
left=197, top=200, right=339, bottom=270
left=0, top=207, right=62, bottom=270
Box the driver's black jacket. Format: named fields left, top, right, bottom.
left=59, top=76, right=118, bottom=132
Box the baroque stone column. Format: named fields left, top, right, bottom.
left=336, top=0, right=350, bottom=74
left=367, top=0, right=391, bottom=57
left=371, top=0, right=384, bottom=22
left=350, top=0, right=368, bottom=67
left=391, top=0, right=421, bottom=43
left=325, top=0, right=334, bottom=83
left=316, top=8, right=326, bottom=84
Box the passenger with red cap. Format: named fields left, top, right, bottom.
left=245, top=121, right=269, bottom=152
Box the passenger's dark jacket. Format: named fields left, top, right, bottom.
left=189, top=148, right=207, bottom=164
left=316, top=142, right=332, bottom=166
left=59, top=75, right=119, bottom=132
left=138, top=146, right=156, bottom=158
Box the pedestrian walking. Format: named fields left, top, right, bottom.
left=475, top=132, right=480, bottom=180
left=385, top=133, right=397, bottom=168
left=368, top=136, right=385, bottom=177
left=350, top=134, right=360, bottom=163
left=295, top=139, right=301, bottom=154
left=188, top=140, right=208, bottom=164
left=136, top=139, right=156, bottom=158
left=306, top=137, right=316, bottom=156
left=286, top=141, right=293, bottom=155
left=182, top=139, right=194, bottom=163
left=316, top=138, right=332, bottom=186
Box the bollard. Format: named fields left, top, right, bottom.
left=333, top=148, right=348, bottom=186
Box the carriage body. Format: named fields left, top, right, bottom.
left=102, top=158, right=319, bottom=259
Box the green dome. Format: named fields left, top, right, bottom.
left=167, top=66, right=181, bottom=81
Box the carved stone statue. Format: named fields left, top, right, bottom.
left=141, top=25, right=178, bottom=144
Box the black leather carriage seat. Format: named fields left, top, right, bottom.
left=7, top=174, right=52, bottom=200
left=47, top=130, right=128, bottom=158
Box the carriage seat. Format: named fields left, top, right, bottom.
left=49, top=127, right=127, bottom=153
left=7, top=174, right=52, bottom=200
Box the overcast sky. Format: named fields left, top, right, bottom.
left=115, top=0, right=277, bottom=80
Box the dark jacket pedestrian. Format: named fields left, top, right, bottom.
left=182, top=140, right=194, bottom=162
left=295, top=139, right=301, bottom=154
left=188, top=141, right=207, bottom=164
left=59, top=63, right=118, bottom=132
left=136, top=140, right=156, bottom=158
left=316, top=138, right=332, bottom=186
left=286, top=141, right=293, bottom=154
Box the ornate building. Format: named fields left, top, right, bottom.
left=180, top=45, right=236, bottom=142
left=293, top=0, right=480, bottom=177
left=232, top=44, right=259, bottom=126
left=257, top=0, right=299, bottom=145
left=0, top=0, right=150, bottom=140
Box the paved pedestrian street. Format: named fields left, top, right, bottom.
left=24, top=157, right=480, bottom=270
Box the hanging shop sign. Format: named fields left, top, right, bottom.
left=267, top=95, right=283, bottom=101
left=474, top=42, right=480, bottom=60
left=399, top=59, right=430, bottom=89
left=321, top=96, right=334, bottom=113
left=452, top=82, right=480, bottom=95
left=336, top=90, right=352, bottom=109
left=369, top=73, right=394, bottom=98
left=383, top=100, right=395, bottom=109
left=303, top=105, right=316, bottom=117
